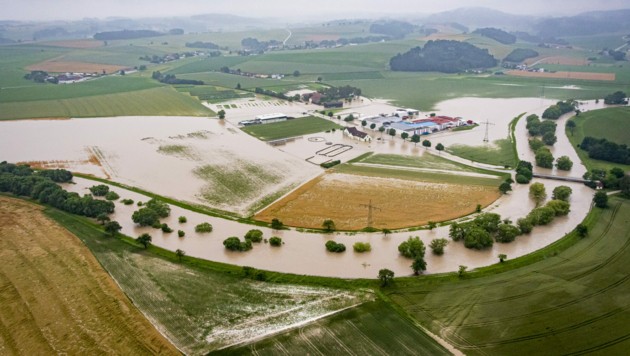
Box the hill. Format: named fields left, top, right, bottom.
left=535, top=9, right=630, bottom=37
left=424, top=7, right=535, bottom=32
left=389, top=40, right=498, bottom=73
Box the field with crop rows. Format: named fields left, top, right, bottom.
left=0, top=196, right=178, bottom=355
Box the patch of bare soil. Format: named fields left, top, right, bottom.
left=0, top=196, right=178, bottom=355
left=26, top=60, right=126, bottom=74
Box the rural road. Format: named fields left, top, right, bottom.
left=283, top=29, right=292, bottom=45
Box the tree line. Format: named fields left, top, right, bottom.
left=389, top=40, right=498, bottom=73
left=503, top=48, right=539, bottom=63
left=369, top=21, right=414, bottom=39
left=472, top=27, right=516, bottom=44
left=542, top=100, right=577, bottom=120
left=152, top=71, right=204, bottom=85
left=580, top=136, right=630, bottom=165
left=0, top=162, right=114, bottom=218
left=94, top=30, right=164, bottom=40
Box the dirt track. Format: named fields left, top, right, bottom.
left=0, top=196, right=178, bottom=355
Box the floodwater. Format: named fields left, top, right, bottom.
left=0, top=96, right=605, bottom=278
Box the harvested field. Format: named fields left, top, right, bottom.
left=524, top=56, right=589, bottom=66
left=506, top=70, right=615, bottom=81
left=26, top=59, right=126, bottom=74
left=0, top=196, right=178, bottom=355
left=256, top=172, right=500, bottom=230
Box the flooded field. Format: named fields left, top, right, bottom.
left=0, top=96, right=602, bottom=278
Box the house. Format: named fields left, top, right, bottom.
left=344, top=127, right=372, bottom=142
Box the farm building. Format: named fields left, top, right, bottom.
left=344, top=127, right=372, bottom=142
left=413, top=116, right=464, bottom=130
left=363, top=115, right=403, bottom=128
left=389, top=121, right=437, bottom=135
left=239, top=113, right=288, bottom=126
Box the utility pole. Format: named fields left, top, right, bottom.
left=482, top=120, right=495, bottom=143
left=359, top=200, right=381, bottom=228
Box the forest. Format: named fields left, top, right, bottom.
left=389, top=40, right=498, bottom=73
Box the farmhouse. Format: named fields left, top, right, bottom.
left=344, top=127, right=372, bottom=142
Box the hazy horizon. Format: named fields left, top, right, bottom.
left=1, top=0, right=629, bottom=22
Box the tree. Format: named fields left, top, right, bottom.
left=593, top=191, right=608, bottom=208
left=499, top=181, right=512, bottom=194
left=496, top=223, right=520, bottom=243
left=271, top=218, right=283, bottom=230
left=527, top=206, right=556, bottom=225
left=353, top=242, right=372, bottom=253
left=398, top=236, right=426, bottom=259
left=361, top=120, right=367, bottom=127
left=370, top=123, right=376, bottom=130
left=378, top=269, right=394, bottom=286
left=145, top=198, right=170, bottom=218
left=89, top=184, right=109, bottom=196
left=388, top=128, right=396, bottom=139
left=604, top=91, right=627, bottom=105
left=535, top=147, right=554, bottom=168
left=545, top=200, right=571, bottom=216
left=556, top=156, right=573, bottom=171
left=378, top=126, right=385, bottom=137
left=293, top=70, right=300, bottom=77
left=382, top=228, right=392, bottom=237
left=429, top=238, right=449, bottom=255
left=620, top=175, right=630, bottom=198
left=223, top=237, right=252, bottom=251
left=218, top=109, right=226, bottom=119
left=325, top=240, right=346, bottom=252
left=498, top=253, right=507, bottom=263
left=552, top=186, right=573, bottom=201
left=566, top=120, right=576, bottom=136
left=428, top=221, right=437, bottom=230
left=436, top=143, right=444, bottom=153
left=136, top=233, right=152, bottom=249
left=195, top=222, right=213, bottom=233
left=458, top=265, right=468, bottom=278
left=422, top=139, right=431, bottom=149
left=464, top=227, right=493, bottom=249
left=178, top=216, right=187, bottom=223
left=322, top=219, right=336, bottom=232
left=529, top=182, right=547, bottom=207
left=132, top=207, right=160, bottom=227
left=542, top=132, right=557, bottom=146
left=244, top=229, right=263, bottom=243
left=104, top=221, right=122, bottom=236
left=411, top=257, right=427, bottom=275
left=576, top=224, right=588, bottom=237
left=96, top=213, right=110, bottom=225
left=529, top=138, right=545, bottom=152
left=236, top=83, right=241, bottom=89
left=175, top=249, right=185, bottom=262
left=178, top=230, right=185, bottom=237
left=411, top=134, right=420, bottom=146
left=269, top=236, right=282, bottom=246
left=401, top=132, right=409, bottom=141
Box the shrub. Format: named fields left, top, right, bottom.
left=495, top=223, right=521, bottom=243
left=105, top=191, right=119, bottom=200
left=89, top=184, right=110, bottom=196
left=195, top=222, right=213, bottom=233
left=223, top=237, right=252, bottom=251
left=515, top=174, right=530, bottom=184
left=552, top=186, right=572, bottom=201
left=269, top=236, right=282, bottom=246
left=145, top=198, right=170, bottom=218
left=271, top=218, right=283, bottom=229
left=325, top=240, right=346, bottom=253
left=132, top=207, right=160, bottom=227
left=464, top=227, right=493, bottom=249
left=121, top=198, right=134, bottom=205
left=517, top=217, right=534, bottom=234
left=244, top=229, right=263, bottom=242
left=429, top=238, right=449, bottom=255
left=593, top=191, right=608, bottom=208
left=545, top=200, right=571, bottom=216
left=178, top=216, right=187, bottom=223
left=527, top=206, right=556, bottom=225
left=353, top=242, right=372, bottom=253
left=161, top=223, right=173, bottom=233
left=398, top=236, right=426, bottom=259
left=178, top=230, right=185, bottom=237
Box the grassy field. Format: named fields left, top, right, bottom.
left=0, top=196, right=178, bottom=355
left=46, top=205, right=370, bottom=355
left=217, top=301, right=450, bottom=355
left=0, top=86, right=213, bottom=119
left=241, top=116, right=342, bottom=141
left=356, top=152, right=495, bottom=174
left=567, top=106, right=630, bottom=171
left=256, top=170, right=500, bottom=230
left=175, top=85, right=253, bottom=103
left=446, top=138, right=516, bottom=167
left=386, top=197, right=630, bottom=355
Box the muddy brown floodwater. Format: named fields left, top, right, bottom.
left=0, top=97, right=602, bottom=278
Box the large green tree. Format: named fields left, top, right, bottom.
left=529, top=182, right=547, bottom=206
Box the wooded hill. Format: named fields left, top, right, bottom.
left=389, top=40, right=497, bottom=73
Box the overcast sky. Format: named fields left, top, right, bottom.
left=1, top=0, right=629, bottom=21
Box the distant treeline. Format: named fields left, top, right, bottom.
left=369, top=21, right=414, bottom=39
left=503, top=48, right=539, bottom=63
left=536, top=9, right=630, bottom=38
left=542, top=100, right=576, bottom=120
left=580, top=137, right=630, bottom=165
left=604, top=91, right=628, bottom=105
left=0, top=162, right=114, bottom=218
left=185, top=41, right=220, bottom=49
left=152, top=71, right=204, bottom=85
left=389, top=40, right=497, bottom=73
left=94, top=30, right=164, bottom=40
left=319, top=85, right=362, bottom=103
left=472, top=27, right=516, bottom=44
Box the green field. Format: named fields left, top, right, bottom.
left=0, top=86, right=213, bottom=120
left=175, top=85, right=253, bottom=102
left=46, top=208, right=370, bottom=355
left=446, top=138, right=516, bottom=167
left=241, top=116, right=342, bottom=141
left=333, top=163, right=503, bottom=186
left=217, top=301, right=450, bottom=355
left=567, top=106, right=630, bottom=171
left=385, top=197, right=630, bottom=355
left=357, top=152, right=488, bottom=173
